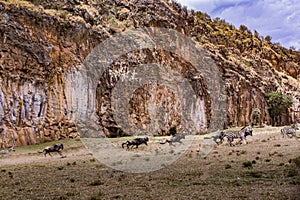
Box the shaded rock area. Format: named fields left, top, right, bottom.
left=96, top=48, right=210, bottom=136
left=0, top=0, right=299, bottom=145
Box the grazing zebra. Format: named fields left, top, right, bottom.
left=39, top=143, right=64, bottom=157
left=224, top=126, right=253, bottom=146
left=160, top=134, right=185, bottom=145
left=122, top=137, right=149, bottom=149
left=0, top=146, right=15, bottom=156
left=204, top=131, right=226, bottom=145
left=281, top=125, right=298, bottom=138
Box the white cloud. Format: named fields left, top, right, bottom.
left=177, top=0, right=251, bottom=13
left=178, top=0, right=300, bottom=50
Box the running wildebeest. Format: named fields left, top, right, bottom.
left=204, top=131, right=226, bottom=145
left=39, top=143, right=64, bottom=157
left=122, top=137, right=149, bottom=149
left=160, top=134, right=185, bottom=145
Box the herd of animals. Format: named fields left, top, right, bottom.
left=0, top=125, right=298, bottom=157
left=121, top=124, right=299, bottom=149
left=121, top=134, right=186, bottom=149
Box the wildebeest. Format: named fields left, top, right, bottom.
left=0, top=146, right=15, bottom=156
left=204, top=131, right=226, bottom=145
left=281, top=124, right=299, bottom=138
left=39, top=143, right=64, bottom=157
left=160, top=134, right=185, bottom=145
left=122, top=137, right=149, bottom=149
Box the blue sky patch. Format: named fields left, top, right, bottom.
left=178, top=0, right=300, bottom=50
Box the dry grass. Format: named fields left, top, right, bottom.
left=0, top=128, right=299, bottom=199
left=1, top=0, right=34, bottom=7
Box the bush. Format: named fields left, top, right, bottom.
left=242, top=161, right=253, bottom=169
left=251, top=108, right=261, bottom=126
left=286, top=168, right=298, bottom=177
left=89, top=180, right=103, bottom=186
left=290, top=156, right=300, bottom=168
left=247, top=171, right=262, bottom=178
left=225, top=164, right=232, bottom=169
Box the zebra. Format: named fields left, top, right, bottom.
left=204, top=131, right=226, bottom=145
left=281, top=124, right=298, bottom=138
left=160, top=134, right=185, bottom=145
left=122, top=137, right=149, bottom=149
left=0, top=146, right=15, bottom=156
left=224, top=126, right=253, bottom=146
left=39, top=143, right=64, bottom=157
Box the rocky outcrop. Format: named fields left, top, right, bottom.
left=0, top=0, right=299, bottom=146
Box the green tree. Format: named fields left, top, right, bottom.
left=265, top=35, right=272, bottom=43
left=239, top=24, right=249, bottom=33
left=266, top=91, right=293, bottom=126
left=254, top=30, right=259, bottom=38
left=289, top=46, right=296, bottom=51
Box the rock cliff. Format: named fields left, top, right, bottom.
left=0, top=0, right=299, bottom=146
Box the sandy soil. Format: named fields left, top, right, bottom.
left=0, top=127, right=299, bottom=200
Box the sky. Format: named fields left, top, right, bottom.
left=177, top=0, right=300, bottom=50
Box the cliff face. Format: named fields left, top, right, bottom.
left=0, top=0, right=299, bottom=146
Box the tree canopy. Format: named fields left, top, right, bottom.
left=266, top=91, right=293, bottom=125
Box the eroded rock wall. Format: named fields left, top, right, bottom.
left=0, top=0, right=299, bottom=146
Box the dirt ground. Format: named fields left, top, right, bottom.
left=0, top=127, right=299, bottom=200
